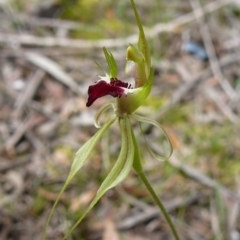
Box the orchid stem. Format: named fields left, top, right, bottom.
left=131, top=124, right=180, bottom=240
left=137, top=171, right=180, bottom=240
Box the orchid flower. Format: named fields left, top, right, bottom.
left=43, top=0, right=180, bottom=240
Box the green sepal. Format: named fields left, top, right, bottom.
left=62, top=117, right=134, bottom=240
left=123, top=0, right=151, bottom=89
left=130, top=113, right=173, bottom=160
left=130, top=0, right=151, bottom=76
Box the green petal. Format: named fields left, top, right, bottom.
left=62, top=116, right=134, bottom=240
left=130, top=113, right=173, bottom=161
left=42, top=115, right=116, bottom=240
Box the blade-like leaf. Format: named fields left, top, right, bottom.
left=62, top=117, right=134, bottom=240
left=68, top=115, right=117, bottom=181
left=42, top=115, right=116, bottom=240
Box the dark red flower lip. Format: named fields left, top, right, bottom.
left=86, top=78, right=132, bottom=107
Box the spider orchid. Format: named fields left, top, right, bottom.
left=43, top=0, right=180, bottom=239
left=86, top=45, right=153, bottom=117
left=86, top=0, right=151, bottom=116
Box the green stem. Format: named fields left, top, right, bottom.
left=130, top=125, right=180, bottom=240
left=137, top=171, right=180, bottom=240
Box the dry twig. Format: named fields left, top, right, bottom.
left=0, top=0, right=235, bottom=49
left=204, top=87, right=238, bottom=122
left=168, top=153, right=240, bottom=204
left=152, top=52, right=240, bottom=122
left=228, top=177, right=240, bottom=234
left=117, top=192, right=198, bottom=230
left=25, top=52, right=80, bottom=94
left=15, top=69, right=45, bottom=111
left=189, top=0, right=237, bottom=100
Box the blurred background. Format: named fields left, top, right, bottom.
left=0, top=0, right=240, bottom=239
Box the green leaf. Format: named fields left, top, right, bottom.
left=42, top=115, right=116, bottom=240
left=62, top=116, right=134, bottom=239
left=68, top=114, right=116, bottom=181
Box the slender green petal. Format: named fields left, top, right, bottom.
left=62, top=117, right=134, bottom=240
left=116, top=67, right=153, bottom=116
left=42, top=115, right=116, bottom=240
left=130, top=113, right=173, bottom=160
left=94, top=103, right=114, bottom=128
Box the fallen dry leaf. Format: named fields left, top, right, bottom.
left=70, top=187, right=98, bottom=212
left=102, top=216, right=120, bottom=240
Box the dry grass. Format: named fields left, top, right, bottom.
left=0, top=0, right=240, bottom=239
